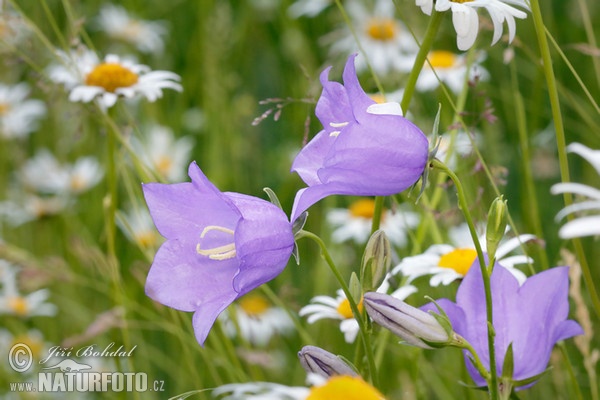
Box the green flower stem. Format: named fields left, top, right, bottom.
left=458, top=339, right=492, bottom=384
left=529, top=0, right=600, bottom=319
left=296, top=230, right=378, bottom=387
left=371, top=10, right=443, bottom=235
left=432, top=159, right=499, bottom=400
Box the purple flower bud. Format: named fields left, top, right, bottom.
left=290, top=54, right=429, bottom=222
left=364, top=292, right=449, bottom=349
left=142, top=162, right=294, bottom=346
left=298, top=345, right=358, bottom=378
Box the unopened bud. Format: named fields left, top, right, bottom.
left=364, top=292, right=450, bottom=349
left=486, top=196, right=508, bottom=261
left=298, top=346, right=358, bottom=379
left=361, top=230, right=391, bottom=291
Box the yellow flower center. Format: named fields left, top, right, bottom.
left=307, top=376, right=385, bottom=400
left=369, top=94, right=386, bottom=104
left=85, top=63, right=139, bottom=93
left=155, top=155, right=173, bottom=177
left=336, top=297, right=364, bottom=319
left=451, top=0, right=473, bottom=3
left=366, top=18, right=397, bottom=42
left=238, top=294, right=270, bottom=317
left=348, top=199, right=377, bottom=219
left=437, top=248, right=477, bottom=275
left=0, top=102, right=10, bottom=115
left=136, top=230, right=158, bottom=248
left=428, top=51, right=457, bottom=69
left=8, top=296, right=29, bottom=316
left=13, top=335, right=44, bottom=359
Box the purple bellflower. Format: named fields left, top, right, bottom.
left=142, top=162, right=295, bottom=345
left=290, top=54, right=429, bottom=222
left=423, top=261, right=582, bottom=389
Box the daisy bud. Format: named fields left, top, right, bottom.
left=361, top=230, right=391, bottom=291
left=486, top=196, right=508, bottom=262
left=298, top=346, right=358, bottom=379
left=364, top=292, right=450, bottom=349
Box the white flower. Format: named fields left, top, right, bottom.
left=0, top=83, right=46, bottom=139
left=219, top=293, right=294, bottom=347
left=0, top=263, right=57, bottom=318
left=0, top=195, right=68, bottom=226
left=551, top=143, right=600, bottom=239
left=329, top=0, right=418, bottom=74
left=19, top=149, right=103, bottom=195
left=393, top=223, right=536, bottom=286
left=326, top=198, right=419, bottom=246
left=418, top=0, right=529, bottom=51
left=48, top=49, right=181, bottom=108
left=94, top=5, right=167, bottom=54
left=288, top=0, right=332, bottom=18
left=433, top=130, right=476, bottom=169
left=213, top=381, right=309, bottom=400
left=299, top=276, right=417, bottom=343
left=417, top=50, right=489, bottom=94
left=131, top=125, right=193, bottom=182
left=117, top=207, right=162, bottom=249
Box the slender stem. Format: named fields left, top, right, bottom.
left=370, top=196, right=385, bottom=234
left=459, top=340, right=491, bottom=383
left=432, top=159, right=498, bottom=400
left=529, top=0, right=600, bottom=319
left=296, top=230, right=378, bottom=387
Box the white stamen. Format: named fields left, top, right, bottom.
left=329, top=131, right=341, bottom=137
left=196, top=225, right=236, bottom=260
left=329, top=121, right=349, bottom=128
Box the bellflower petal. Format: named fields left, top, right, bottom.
left=290, top=55, right=429, bottom=222
left=423, top=261, right=582, bottom=389
left=142, top=162, right=295, bottom=345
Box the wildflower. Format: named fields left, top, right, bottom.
left=551, top=143, right=600, bottom=239
left=299, top=275, right=417, bottom=343
left=298, top=346, right=358, bottom=378
left=116, top=207, right=162, bottom=249
left=290, top=54, right=429, bottom=222
left=416, top=0, right=529, bottom=51
left=131, top=125, right=194, bottom=182
left=0, top=261, right=57, bottom=318
left=94, top=4, right=167, bottom=54
left=0, top=83, right=46, bottom=139
left=364, top=291, right=451, bottom=348
left=48, top=49, right=181, bottom=108
left=326, top=198, right=419, bottom=246
left=417, top=50, right=489, bottom=94
left=288, top=0, right=332, bottom=18
left=422, top=261, right=583, bottom=389
left=329, top=0, right=417, bottom=74
left=393, top=223, right=535, bottom=286
left=142, top=162, right=295, bottom=345
left=219, top=293, right=294, bottom=346
left=213, top=375, right=384, bottom=400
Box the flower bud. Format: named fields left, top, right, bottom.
left=361, top=230, right=391, bottom=291
left=298, top=346, right=358, bottom=379
left=486, top=196, right=508, bottom=262
left=363, top=292, right=450, bottom=349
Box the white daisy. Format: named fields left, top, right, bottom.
left=48, top=49, right=181, bottom=108
left=417, top=0, right=529, bottom=51
left=433, top=130, right=476, bottom=169
left=0, top=328, right=48, bottom=375
left=220, top=293, right=294, bottom=347
left=94, top=5, right=167, bottom=54
left=417, top=50, right=489, bottom=94
left=131, top=125, right=193, bottom=182
left=329, top=0, right=418, bottom=74
left=0, top=83, right=46, bottom=139
left=326, top=198, right=420, bottom=246
left=0, top=263, right=57, bottom=318
left=117, top=207, right=162, bottom=249
left=0, top=3, right=31, bottom=51
left=299, top=276, right=417, bottom=343
left=551, top=143, right=600, bottom=239
left=393, top=223, right=536, bottom=286
left=0, top=195, right=68, bottom=226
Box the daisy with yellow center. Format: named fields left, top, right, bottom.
left=117, top=207, right=162, bottom=250
left=326, top=198, right=420, bottom=246
left=48, top=49, right=181, bottom=108
left=219, top=293, right=294, bottom=346
left=416, top=50, right=489, bottom=94
left=393, top=223, right=536, bottom=286
left=329, top=0, right=417, bottom=74
left=299, top=276, right=417, bottom=343
left=0, top=262, right=57, bottom=318
left=0, top=83, right=46, bottom=139
left=415, top=0, right=529, bottom=50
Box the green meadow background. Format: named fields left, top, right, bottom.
left=1, top=0, right=599, bottom=399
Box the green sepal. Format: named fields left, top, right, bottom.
left=292, top=211, right=308, bottom=236
left=501, top=342, right=514, bottom=380
left=263, top=187, right=282, bottom=209
left=349, top=272, right=362, bottom=307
